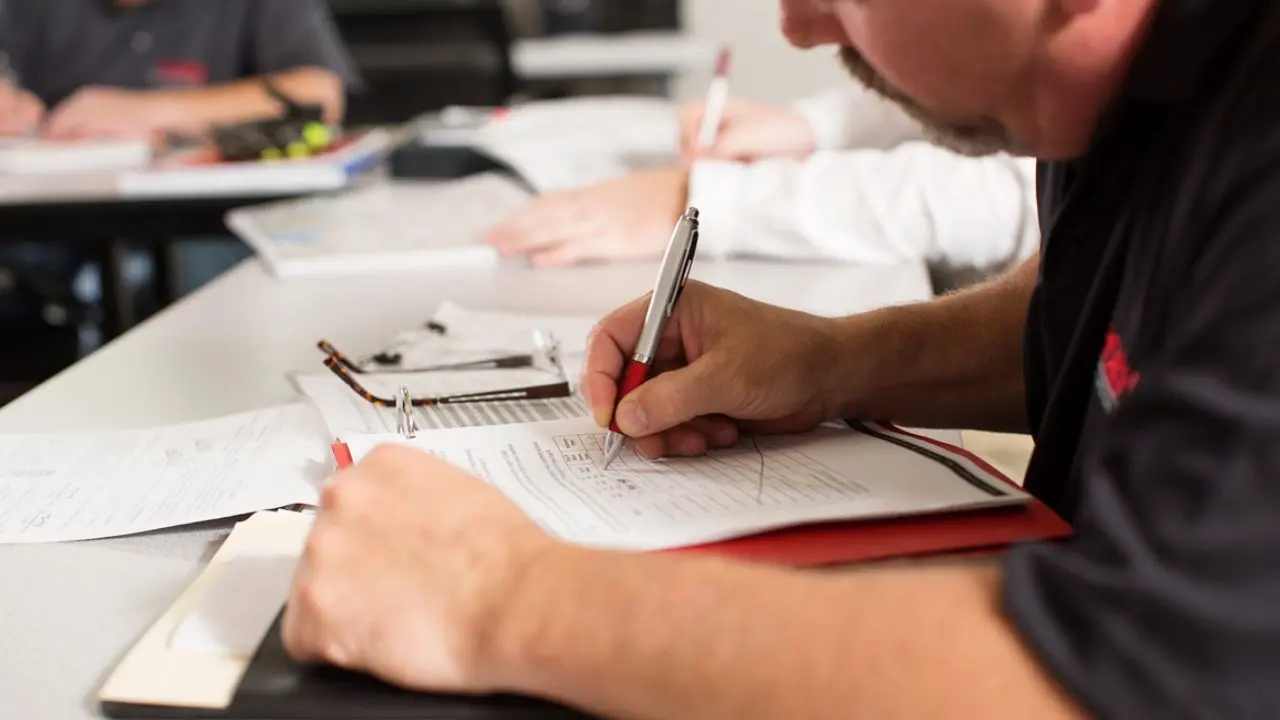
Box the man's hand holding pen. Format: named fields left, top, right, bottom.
left=583, top=281, right=847, bottom=461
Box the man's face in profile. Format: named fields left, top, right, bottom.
left=838, top=45, right=1018, bottom=157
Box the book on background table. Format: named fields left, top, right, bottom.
left=116, top=129, right=391, bottom=198
left=0, top=137, right=152, bottom=174
left=226, top=173, right=532, bottom=279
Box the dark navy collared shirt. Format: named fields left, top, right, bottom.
left=0, top=0, right=359, bottom=107
left=1004, top=1, right=1280, bottom=716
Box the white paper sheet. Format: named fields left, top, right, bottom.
left=170, top=552, right=300, bottom=656
left=0, top=138, right=152, bottom=174
left=472, top=96, right=678, bottom=193
left=343, top=418, right=1027, bottom=552
left=0, top=404, right=328, bottom=544
left=226, top=174, right=532, bottom=278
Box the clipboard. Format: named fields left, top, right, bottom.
left=330, top=395, right=1071, bottom=568
left=101, top=414, right=1069, bottom=718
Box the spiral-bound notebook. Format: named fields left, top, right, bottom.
left=225, top=173, right=533, bottom=279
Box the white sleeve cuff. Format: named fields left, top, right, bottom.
left=687, top=161, right=749, bottom=257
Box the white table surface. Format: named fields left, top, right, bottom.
left=514, top=31, right=717, bottom=79
left=0, top=257, right=931, bottom=719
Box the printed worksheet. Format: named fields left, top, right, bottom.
left=0, top=405, right=327, bottom=544
left=343, top=417, right=1026, bottom=551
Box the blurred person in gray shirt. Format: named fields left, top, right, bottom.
left=0, top=0, right=360, bottom=343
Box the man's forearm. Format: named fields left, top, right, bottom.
left=827, top=253, right=1038, bottom=431
left=156, top=67, right=344, bottom=134
left=486, top=548, right=1080, bottom=720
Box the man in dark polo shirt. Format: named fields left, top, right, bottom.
left=0, top=0, right=357, bottom=137
left=273, top=0, right=1278, bottom=717
left=0, top=0, right=358, bottom=342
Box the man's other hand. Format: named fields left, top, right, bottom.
left=0, top=81, right=45, bottom=136
left=677, top=96, right=817, bottom=163
left=485, top=167, right=689, bottom=267
left=583, top=281, right=846, bottom=459
left=42, top=86, right=175, bottom=140
left=282, top=446, right=558, bottom=693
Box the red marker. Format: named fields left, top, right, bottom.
left=602, top=208, right=701, bottom=469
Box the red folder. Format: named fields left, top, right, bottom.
left=330, top=427, right=1070, bottom=569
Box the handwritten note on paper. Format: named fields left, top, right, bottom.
left=0, top=404, right=327, bottom=544
left=343, top=418, right=1027, bottom=552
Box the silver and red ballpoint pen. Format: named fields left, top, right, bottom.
left=602, top=207, right=700, bottom=469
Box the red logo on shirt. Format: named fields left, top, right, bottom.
left=1096, top=325, right=1141, bottom=412
left=152, top=60, right=208, bottom=87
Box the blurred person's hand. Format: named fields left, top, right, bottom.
left=678, top=96, right=817, bottom=163
left=581, top=281, right=850, bottom=459
left=485, top=168, right=688, bottom=267
left=42, top=86, right=174, bottom=140
left=0, top=81, right=45, bottom=136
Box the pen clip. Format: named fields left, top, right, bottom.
left=666, top=208, right=700, bottom=317
left=634, top=207, right=702, bottom=360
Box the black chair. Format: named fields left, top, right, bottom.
left=329, top=0, right=518, bottom=125
left=0, top=261, right=98, bottom=406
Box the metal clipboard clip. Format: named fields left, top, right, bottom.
left=395, top=385, right=418, bottom=439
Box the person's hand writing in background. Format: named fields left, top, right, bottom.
left=0, top=80, right=45, bottom=136
left=40, top=86, right=175, bottom=140
left=484, top=167, right=689, bottom=267
left=677, top=96, right=817, bottom=163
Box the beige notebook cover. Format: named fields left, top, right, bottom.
left=98, top=511, right=313, bottom=711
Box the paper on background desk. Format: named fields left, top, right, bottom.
left=343, top=417, right=1027, bottom=552
left=0, top=137, right=152, bottom=174
left=226, top=173, right=534, bottom=279
left=0, top=404, right=327, bottom=543
left=472, top=95, right=678, bottom=193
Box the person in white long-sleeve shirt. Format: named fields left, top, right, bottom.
left=486, top=84, right=1039, bottom=290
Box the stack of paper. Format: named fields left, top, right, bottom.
left=226, top=174, right=533, bottom=278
